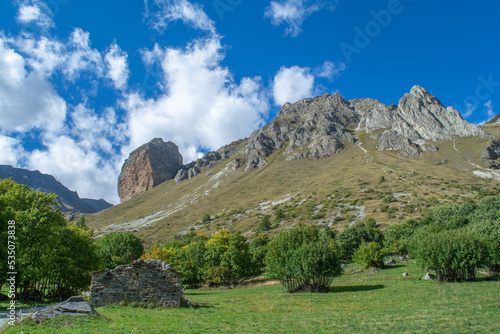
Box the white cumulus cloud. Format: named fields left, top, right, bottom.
left=105, top=43, right=130, bottom=90
left=16, top=0, right=54, bottom=29
left=265, top=0, right=336, bottom=37
left=0, top=135, right=24, bottom=166
left=272, top=65, right=315, bottom=106
left=27, top=135, right=122, bottom=202
left=124, top=37, right=269, bottom=163
left=0, top=37, right=67, bottom=132
left=149, top=0, right=216, bottom=35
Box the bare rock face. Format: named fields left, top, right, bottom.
left=169, top=86, right=491, bottom=184
left=118, top=138, right=183, bottom=203
left=481, top=139, right=500, bottom=160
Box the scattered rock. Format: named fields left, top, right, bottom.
left=351, top=269, right=361, bottom=274
left=434, top=158, right=449, bottom=166
left=32, top=296, right=99, bottom=321
left=402, top=272, right=409, bottom=277
left=385, top=259, right=397, bottom=265
left=421, top=272, right=435, bottom=281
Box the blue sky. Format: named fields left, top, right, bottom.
left=0, top=0, right=498, bottom=204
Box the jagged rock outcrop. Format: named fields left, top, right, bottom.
left=0, top=165, right=112, bottom=213
left=118, top=138, right=183, bottom=203
left=481, top=139, right=500, bottom=160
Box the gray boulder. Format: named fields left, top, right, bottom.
left=385, top=259, right=397, bottom=266
left=421, top=272, right=435, bottom=281
left=32, top=296, right=99, bottom=320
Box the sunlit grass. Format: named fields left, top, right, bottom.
left=5, top=261, right=499, bottom=333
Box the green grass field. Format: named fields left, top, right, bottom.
left=4, top=261, right=499, bottom=333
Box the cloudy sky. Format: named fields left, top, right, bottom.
left=0, top=0, right=498, bottom=204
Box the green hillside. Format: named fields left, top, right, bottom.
left=86, top=124, right=500, bottom=246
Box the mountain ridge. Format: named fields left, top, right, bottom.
left=0, top=165, right=112, bottom=213
left=89, top=86, right=500, bottom=244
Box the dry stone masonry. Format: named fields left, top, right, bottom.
left=90, top=259, right=184, bottom=307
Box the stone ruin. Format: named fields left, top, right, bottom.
left=90, top=259, right=184, bottom=308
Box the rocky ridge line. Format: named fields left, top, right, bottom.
left=118, top=86, right=495, bottom=200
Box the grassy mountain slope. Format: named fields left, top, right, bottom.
left=87, top=123, right=500, bottom=246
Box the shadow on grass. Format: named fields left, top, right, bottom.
left=330, top=285, right=385, bottom=293
left=382, top=264, right=406, bottom=270
left=475, top=275, right=500, bottom=282
left=189, top=303, right=213, bottom=309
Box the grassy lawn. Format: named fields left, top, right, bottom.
left=3, top=261, right=499, bottom=333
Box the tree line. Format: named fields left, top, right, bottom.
left=1, top=178, right=499, bottom=300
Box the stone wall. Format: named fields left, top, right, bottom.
left=90, top=259, right=183, bottom=307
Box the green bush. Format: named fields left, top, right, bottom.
left=335, top=223, right=383, bottom=259
left=265, top=224, right=342, bottom=292
left=383, top=219, right=418, bottom=255
left=353, top=242, right=385, bottom=269
left=256, top=215, right=271, bottom=231
left=409, top=230, right=487, bottom=282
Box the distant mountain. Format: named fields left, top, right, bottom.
left=487, top=113, right=500, bottom=124
left=88, top=86, right=500, bottom=244
left=0, top=165, right=112, bottom=213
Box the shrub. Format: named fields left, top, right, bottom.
left=409, top=230, right=487, bottom=282
left=265, top=224, right=342, bottom=292
left=201, top=214, right=211, bottom=224
left=256, top=215, right=271, bottom=231
left=383, top=219, right=418, bottom=255
left=353, top=242, right=385, bottom=269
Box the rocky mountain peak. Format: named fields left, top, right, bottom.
left=119, top=86, right=494, bottom=193
left=118, top=138, right=183, bottom=203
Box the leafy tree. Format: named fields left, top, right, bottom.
left=141, top=243, right=177, bottom=263
left=50, top=224, right=101, bottom=297
left=335, top=223, right=383, bottom=259
left=204, top=229, right=254, bottom=284
left=249, top=233, right=270, bottom=274
left=265, top=224, right=342, bottom=292
left=353, top=242, right=385, bottom=269
left=383, top=219, right=419, bottom=255
left=175, top=241, right=207, bottom=286
left=0, top=179, right=100, bottom=298
left=96, top=232, right=144, bottom=269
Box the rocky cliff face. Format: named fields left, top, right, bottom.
left=122, top=86, right=492, bottom=191
left=188, top=86, right=488, bottom=171
left=0, top=165, right=112, bottom=213
left=118, top=138, right=183, bottom=203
